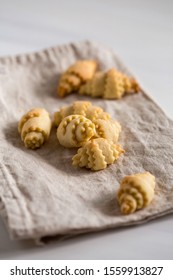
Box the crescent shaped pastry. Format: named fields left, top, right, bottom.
left=57, top=60, right=97, bottom=97
left=117, top=172, right=155, bottom=215
left=94, top=119, right=121, bottom=143
left=57, top=115, right=96, bottom=148
left=79, top=68, right=140, bottom=99
left=18, top=108, right=52, bottom=149
left=72, top=138, right=124, bottom=171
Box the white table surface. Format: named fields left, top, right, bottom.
left=0, top=0, right=173, bottom=260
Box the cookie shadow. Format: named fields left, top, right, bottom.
left=91, top=191, right=121, bottom=217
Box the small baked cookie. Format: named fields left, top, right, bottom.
left=94, top=119, right=121, bottom=143
left=57, top=115, right=96, bottom=148
left=18, top=108, right=52, bottom=149
left=79, top=68, right=140, bottom=99
left=54, top=100, right=110, bottom=127
left=104, top=69, right=139, bottom=99
left=84, top=105, right=110, bottom=122
left=72, top=138, right=124, bottom=171
left=79, top=71, right=105, bottom=97
left=57, top=60, right=97, bottom=97
left=117, top=172, right=155, bottom=215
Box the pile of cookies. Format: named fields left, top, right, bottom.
left=18, top=101, right=124, bottom=171
left=55, top=101, right=124, bottom=171
left=17, top=60, right=156, bottom=215
left=57, top=60, right=140, bottom=99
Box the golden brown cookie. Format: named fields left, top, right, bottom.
left=72, top=138, right=124, bottom=171
left=57, top=114, right=96, bottom=148
left=94, top=119, right=121, bottom=143
left=104, top=69, right=139, bottom=99
left=79, top=71, right=105, bottom=97
left=117, top=172, right=155, bottom=215
left=57, top=60, right=97, bottom=97
left=79, top=68, right=140, bottom=99
left=18, top=108, right=52, bottom=149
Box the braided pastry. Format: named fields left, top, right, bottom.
left=57, top=60, right=97, bottom=97
left=54, top=100, right=110, bottom=127
left=117, top=172, right=155, bottom=215
left=72, top=138, right=124, bottom=171
left=57, top=115, right=96, bottom=148
left=79, top=68, right=140, bottom=99
left=18, top=108, right=51, bottom=149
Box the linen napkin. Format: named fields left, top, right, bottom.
left=0, top=41, right=173, bottom=240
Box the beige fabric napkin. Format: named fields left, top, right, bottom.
left=0, top=41, right=173, bottom=240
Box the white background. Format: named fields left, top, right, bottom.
left=0, top=0, right=173, bottom=259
